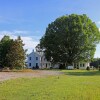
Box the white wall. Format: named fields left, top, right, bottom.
left=27, top=51, right=90, bottom=70
left=27, top=51, right=52, bottom=69
left=52, top=64, right=59, bottom=69
left=27, top=52, right=34, bottom=68
left=79, top=62, right=90, bottom=69
left=40, top=56, right=51, bottom=69
left=27, top=51, right=41, bottom=68
left=73, top=62, right=90, bottom=69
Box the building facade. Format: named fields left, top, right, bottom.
left=27, top=50, right=51, bottom=69
left=27, top=50, right=90, bottom=69
left=72, top=62, right=90, bottom=69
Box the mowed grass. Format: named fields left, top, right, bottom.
left=0, top=70, right=100, bottom=100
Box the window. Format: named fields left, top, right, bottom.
left=36, top=57, right=38, bottom=60
left=29, top=57, right=31, bottom=60
left=29, top=63, right=31, bottom=66
left=46, top=63, right=47, bottom=68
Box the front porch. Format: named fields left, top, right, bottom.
left=73, top=62, right=90, bottom=69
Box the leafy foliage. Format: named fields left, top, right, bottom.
left=0, top=36, right=13, bottom=68
left=0, top=36, right=26, bottom=69
left=6, top=36, right=26, bottom=69
left=40, top=14, right=100, bottom=65
left=86, top=66, right=90, bottom=71
left=90, top=58, right=100, bottom=68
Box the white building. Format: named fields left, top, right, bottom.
left=27, top=50, right=51, bottom=69
left=27, top=50, right=90, bottom=69
left=72, top=62, right=90, bottom=69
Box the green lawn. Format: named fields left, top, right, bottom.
left=0, top=70, right=100, bottom=100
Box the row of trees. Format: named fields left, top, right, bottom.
left=90, top=58, right=100, bottom=68
left=0, top=35, right=26, bottom=70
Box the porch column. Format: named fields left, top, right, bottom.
left=78, top=62, right=80, bottom=69
left=72, top=63, right=74, bottom=68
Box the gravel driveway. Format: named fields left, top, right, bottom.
left=0, top=70, right=62, bottom=82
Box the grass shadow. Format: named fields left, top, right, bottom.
left=64, top=70, right=100, bottom=76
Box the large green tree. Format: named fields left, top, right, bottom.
left=0, top=36, right=13, bottom=68
left=6, top=36, right=26, bottom=69
left=40, top=14, right=100, bottom=65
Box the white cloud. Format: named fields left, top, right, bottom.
left=0, top=30, right=30, bottom=35
left=13, top=30, right=30, bottom=35
left=97, top=21, right=100, bottom=24
left=0, top=31, right=13, bottom=35
left=0, top=30, right=40, bottom=54
left=94, top=44, right=100, bottom=58
left=99, top=28, right=100, bottom=31
left=21, top=37, right=39, bottom=53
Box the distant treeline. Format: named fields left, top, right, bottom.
left=90, top=58, right=100, bottom=68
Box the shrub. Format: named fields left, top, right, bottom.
left=98, top=65, right=100, bottom=71
left=86, top=66, right=90, bottom=71
left=2, top=67, right=10, bottom=72
left=59, top=64, right=66, bottom=69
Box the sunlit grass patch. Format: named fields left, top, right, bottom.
left=0, top=70, right=100, bottom=100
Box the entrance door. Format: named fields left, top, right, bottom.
left=36, top=63, right=39, bottom=69
left=46, top=63, right=47, bottom=68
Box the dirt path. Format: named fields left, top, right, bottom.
left=0, top=70, right=62, bottom=82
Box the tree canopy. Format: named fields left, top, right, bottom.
left=0, top=36, right=13, bottom=68
left=40, top=14, right=100, bottom=65
left=0, top=35, right=26, bottom=69
left=6, top=36, right=26, bottom=69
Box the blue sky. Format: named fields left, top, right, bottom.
left=0, top=0, right=100, bottom=57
